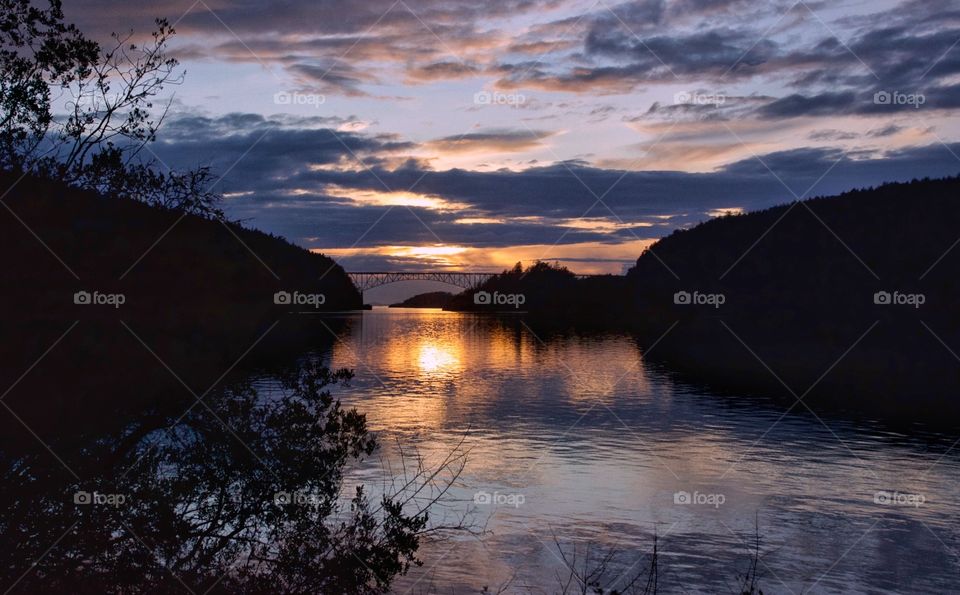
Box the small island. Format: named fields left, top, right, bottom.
left=389, top=291, right=454, bottom=308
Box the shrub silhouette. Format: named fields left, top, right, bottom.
left=0, top=366, right=457, bottom=593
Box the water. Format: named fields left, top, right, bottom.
left=264, top=308, right=960, bottom=594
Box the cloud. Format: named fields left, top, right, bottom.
left=406, top=61, right=483, bottom=82
left=288, top=62, right=378, bottom=96
left=488, top=0, right=960, bottom=118
left=51, top=0, right=960, bottom=272
left=62, top=0, right=960, bottom=115
left=808, top=129, right=859, bottom=142
left=63, top=0, right=553, bottom=95
left=757, top=92, right=860, bottom=119
left=146, top=111, right=960, bottom=269
left=866, top=124, right=905, bottom=138
left=423, top=129, right=556, bottom=153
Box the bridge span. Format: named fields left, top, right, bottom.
left=347, top=271, right=495, bottom=292
left=346, top=271, right=604, bottom=298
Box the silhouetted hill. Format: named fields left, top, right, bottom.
left=445, top=262, right=626, bottom=326
left=1, top=170, right=359, bottom=320
left=389, top=291, right=454, bottom=308
left=625, top=174, right=960, bottom=420
left=0, top=171, right=360, bottom=434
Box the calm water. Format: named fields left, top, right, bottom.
left=264, top=308, right=960, bottom=594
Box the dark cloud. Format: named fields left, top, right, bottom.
left=634, top=94, right=772, bottom=123
left=151, top=113, right=416, bottom=190
left=62, top=0, right=553, bottom=95
left=808, top=129, right=859, bottom=142
left=50, top=0, right=960, bottom=275
left=66, top=0, right=549, bottom=38
left=757, top=92, right=859, bottom=119
left=147, top=112, right=960, bottom=261
left=866, top=124, right=904, bottom=138
left=59, top=0, right=960, bottom=109
left=288, top=62, right=377, bottom=96
left=492, top=0, right=960, bottom=121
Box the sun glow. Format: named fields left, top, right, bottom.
left=417, top=344, right=459, bottom=373
left=323, top=185, right=469, bottom=210
left=395, top=245, right=468, bottom=258
left=316, top=239, right=651, bottom=273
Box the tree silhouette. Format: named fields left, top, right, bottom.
left=0, top=0, right=221, bottom=217
left=0, top=0, right=97, bottom=167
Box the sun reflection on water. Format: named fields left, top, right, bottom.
left=417, top=343, right=459, bottom=373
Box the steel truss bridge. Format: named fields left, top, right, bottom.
left=347, top=271, right=495, bottom=292
left=346, top=271, right=604, bottom=293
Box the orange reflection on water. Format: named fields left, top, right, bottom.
left=417, top=343, right=459, bottom=373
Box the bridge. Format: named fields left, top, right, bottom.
left=346, top=271, right=605, bottom=297
left=347, top=271, right=495, bottom=292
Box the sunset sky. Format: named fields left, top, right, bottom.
left=65, top=0, right=960, bottom=279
